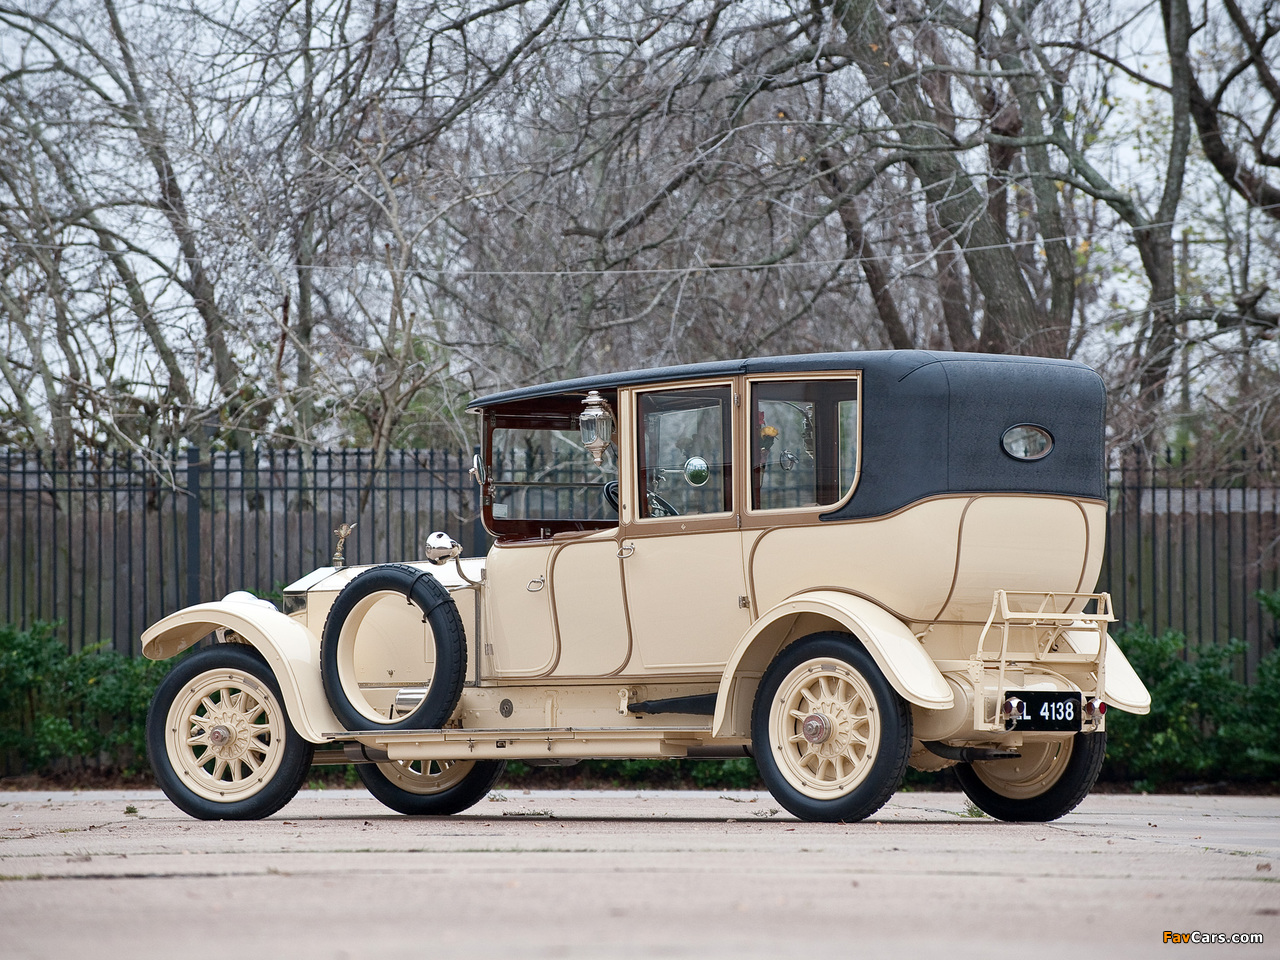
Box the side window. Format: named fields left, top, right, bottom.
left=636, top=386, right=733, bottom=518
left=752, top=379, right=859, bottom=510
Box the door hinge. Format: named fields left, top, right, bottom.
left=738, top=595, right=750, bottom=609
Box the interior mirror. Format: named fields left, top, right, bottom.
left=683, top=456, right=710, bottom=487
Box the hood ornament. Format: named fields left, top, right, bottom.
left=332, top=522, right=357, bottom=568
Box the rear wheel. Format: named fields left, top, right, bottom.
left=954, top=731, right=1106, bottom=822
left=752, top=633, right=911, bottom=823
left=356, top=758, right=506, bottom=815
left=147, top=645, right=315, bottom=820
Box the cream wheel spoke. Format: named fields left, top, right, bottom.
left=164, top=664, right=291, bottom=804
left=770, top=655, right=884, bottom=801
left=376, top=757, right=475, bottom=795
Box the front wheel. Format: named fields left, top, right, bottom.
left=954, top=731, right=1106, bottom=822
left=146, top=644, right=315, bottom=820
left=356, top=758, right=506, bottom=815
left=752, top=632, right=911, bottom=823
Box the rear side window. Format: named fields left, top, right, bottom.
left=752, top=379, right=859, bottom=510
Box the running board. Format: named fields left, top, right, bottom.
left=324, top=725, right=718, bottom=762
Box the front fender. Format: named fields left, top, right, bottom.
left=712, top=591, right=952, bottom=739
left=141, top=602, right=340, bottom=743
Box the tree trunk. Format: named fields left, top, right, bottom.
left=832, top=0, right=1048, bottom=355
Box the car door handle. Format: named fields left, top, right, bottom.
left=617, top=543, right=635, bottom=559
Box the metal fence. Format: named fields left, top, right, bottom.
left=0, top=447, right=483, bottom=656
left=2, top=447, right=1277, bottom=679
left=1101, top=457, right=1280, bottom=683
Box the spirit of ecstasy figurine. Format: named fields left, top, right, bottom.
left=332, top=522, right=356, bottom=567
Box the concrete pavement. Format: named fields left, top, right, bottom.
left=1, top=789, right=1277, bottom=958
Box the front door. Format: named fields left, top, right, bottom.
left=618, top=383, right=750, bottom=675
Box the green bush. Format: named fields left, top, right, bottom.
left=5, top=614, right=1279, bottom=793
left=1104, top=625, right=1280, bottom=789
left=0, top=622, right=173, bottom=778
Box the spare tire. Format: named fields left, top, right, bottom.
left=320, top=563, right=467, bottom=731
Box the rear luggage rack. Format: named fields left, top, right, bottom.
left=971, top=590, right=1113, bottom=731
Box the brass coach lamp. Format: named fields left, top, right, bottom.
left=580, top=390, right=615, bottom=466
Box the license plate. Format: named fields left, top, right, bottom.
left=1006, top=691, right=1082, bottom=731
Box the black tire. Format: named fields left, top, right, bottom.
left=320, top=563, right=467, bottom=732
left=356, top=758, right=506, bottom=816
left=751, top=632, right=911, bottom=823
left=954, top=731, right=1106, bottom=822
left=146, top=644, right=315, bottom=821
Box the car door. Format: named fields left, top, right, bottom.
left=616, top=381, right=751, bottom=675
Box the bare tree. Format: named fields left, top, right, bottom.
left=1, top=0, right=1278, bottom=469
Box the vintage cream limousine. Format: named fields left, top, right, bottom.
left=142, top=350, right=1150, bottom=822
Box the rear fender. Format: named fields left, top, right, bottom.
left=1062, top=627, right=1153, bottom=715
left=141, top=602, right=340, bottom=743
left=712, top=591, right=953, bottom=739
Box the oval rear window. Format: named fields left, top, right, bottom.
left=1002, top=424, right=1053, bottom=461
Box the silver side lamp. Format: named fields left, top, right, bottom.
left=580, top=390, right=614, bottom=466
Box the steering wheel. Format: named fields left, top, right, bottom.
left=601, top=481, right=679, bottom=517
left=646, top=492, right=680, bottom=517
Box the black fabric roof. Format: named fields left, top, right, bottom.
left=467, top=349, right=1092, bottom=410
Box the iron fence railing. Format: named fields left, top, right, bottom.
left=1101, top=456, right=1280, bottom=684
left=2, top=447, right=1276, bottom=679
left=0, top=447, right=483, bottom=655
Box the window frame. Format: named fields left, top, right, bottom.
left=744, top=373, right=862, bottom=522
left=624, top=379, right=738, bottom=530
left=481, top=391, right=620, bottom=542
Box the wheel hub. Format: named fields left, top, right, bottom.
left=203, top=710, right=253, bottom=761
left=207, top=724, right=234, bottom=747
left=801, top=713, right=833, bottom=744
